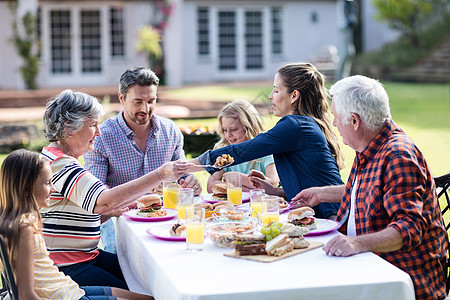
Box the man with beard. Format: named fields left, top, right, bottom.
left=84, top=67, right=201, bottom=253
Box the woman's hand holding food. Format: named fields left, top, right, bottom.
left=248, top=170, right=280, bottom=195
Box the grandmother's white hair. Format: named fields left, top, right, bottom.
left=329, top=75, right=391, bottom=131
left=44, top=89, right=104, bottom=142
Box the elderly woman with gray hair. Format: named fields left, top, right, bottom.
left=40, top=89, right=192, bottom=289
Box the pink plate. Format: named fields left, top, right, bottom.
left=146, top=224, right=186, bottom=241
left=304, top=218, right=341, bottom=236
left=201, top=192, right=250, bottom=204
left=122, top=209, right=177, bottom=222
left=279, top=203, right=292, bottom=214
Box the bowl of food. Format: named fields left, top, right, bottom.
left=206, top=218, right=257, bottom=248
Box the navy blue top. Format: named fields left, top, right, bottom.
left=199, top=115, right=343, bottom=219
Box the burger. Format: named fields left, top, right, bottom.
left=137, top=194, right=162, bottom=217
left=287, top=207, right=317, bottom=230
left=234, top=234, right=267, bottom=256
left=212, top=182, right=227, bottom=201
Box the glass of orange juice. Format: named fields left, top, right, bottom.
left=163, top=180, right=178, bottom=209
left=177, top=188, right=194, bottom=223
left=186, top=207, right=206, bottom=251
left=250, top=189, right=265, bottom=219
left=225, top=173, right=242, bottom=205
left=261, top=195, right=279, bottom=226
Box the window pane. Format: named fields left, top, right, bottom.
left=50, top=10, right=71, bottom=73
left=197, top=7, right=209, bottom=56
left=81, top=10, right=101, bottom=73
left=218, top=11, right=236, bottom=70
left=271, top=8, right=283, bottom=55
left=245, top=11, right=263, bottom=70
left=110, top=7, right=124, bottom=57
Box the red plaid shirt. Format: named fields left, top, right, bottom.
left=336, top=120, right=447, bottom=300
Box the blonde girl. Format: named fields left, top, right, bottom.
left=207, top=99, right=279, bottom=192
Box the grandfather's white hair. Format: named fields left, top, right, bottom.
left=330, top=75, right=391, bottom=131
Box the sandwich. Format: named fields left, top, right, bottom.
left=265, top=234, right=294, bottom=256
left=194, top=202, right=214, bottom=211
left=211, top=182, right=228, bottom=201
left=136, top=194, right=162, bottom=217
left=170, top=223, right=186, bottom=237
left=288, top=207, right=317, bottom=230
left=212, top=200, right=234, bottom=211
left=234, top=234, right=267, bottom=256
left=281, top=223, right=310, bottom=249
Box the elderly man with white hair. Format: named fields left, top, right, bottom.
left=291, top=75, right=447, bottom=300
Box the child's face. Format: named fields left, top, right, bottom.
left=34, top=163, right=55, bottom=209
left=221, top=117, right=247, bottom=144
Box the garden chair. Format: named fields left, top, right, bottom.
left=0, top=235, right=18, bottom=300
left=435, top=173, right=450, bottom=295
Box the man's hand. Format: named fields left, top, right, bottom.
left=158, top=160, right=194, bottom=181
left=323, top=233, right=363, bottom=257
left=180, top=174, right=202, bottom=196
left=290, top=187, right=322, bottom=209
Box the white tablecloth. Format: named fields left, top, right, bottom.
left=116, top=213, right=415, bottom=300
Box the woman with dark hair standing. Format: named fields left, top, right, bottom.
left=191, top=63, right=345, bottom=219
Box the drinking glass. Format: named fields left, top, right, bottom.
left=250, top=189, right=265, bottom=218
left=163, top=180, right=178, bottom=209
left=261, top=195, right=280, bottom=226
left=225, top=173, right=242, bottom=205
left=177, top=188, right=194, bottom=223
left=186, top=207, right=206, bottom=251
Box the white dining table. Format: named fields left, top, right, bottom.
left=115, top=206, right=416, bottom=300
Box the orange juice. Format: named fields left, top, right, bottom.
left=177, top=203, right=193, bottom=220
left=262, top=213, right=279, bottom=226
left=186, top=222, right=205, bottom=244
left=251, top=202, right=266, bottom=218
left=163, top=187, right=178, bottom=209
left=227, top=187, right=242, bottom=205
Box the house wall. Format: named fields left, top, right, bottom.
left=0, top=2, right=26, bottom=90
left=166, top=0, right=345, bottom=87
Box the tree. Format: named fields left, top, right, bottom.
left=372, top=0, right=444, bottom=48
left=8, top=2, right=40, bottom=90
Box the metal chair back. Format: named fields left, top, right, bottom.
left=435, top=173, right=450, bottom=294
left=0, top=235, right=18, bottom=300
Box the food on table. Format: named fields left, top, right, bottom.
left=170, top=223, right=187, bottom=237
left=207, top=221, right=256, bottom=248
left=195, top=203, right=214, bottom=211
left=281, top=223, right=310, bottom=249
left=136, top=194, right=167, bottom=217
left=288, top=207, right=317, bottom=230
left=265, top=233, right=294, bottom=256
left=220, top=210, right=246, bottom=221
left=214, top=154, right=234, bottom=167
left=233, top=234, right=267, bottom=256
left=278, top=197, right=289, bottom=209
left=212, top=182, right=228, bottom=201
left=212, top=200, right=234, bottom=210
left=260, top=221, right=283, bottom=241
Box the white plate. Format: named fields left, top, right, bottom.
left=122, top=209, right=177, bottom=222
left=146, top=224, right=186, bottom=241
left=304, top=218, right=341, bottom=236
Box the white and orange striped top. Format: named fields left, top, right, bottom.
left=40, top=147, right=107, bottom=266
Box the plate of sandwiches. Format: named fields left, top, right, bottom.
left=287, top=207, right=340, bottom=236
left=201, top=183, right=250, bottom=204
left=146, top=223, right=186, bottom=241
